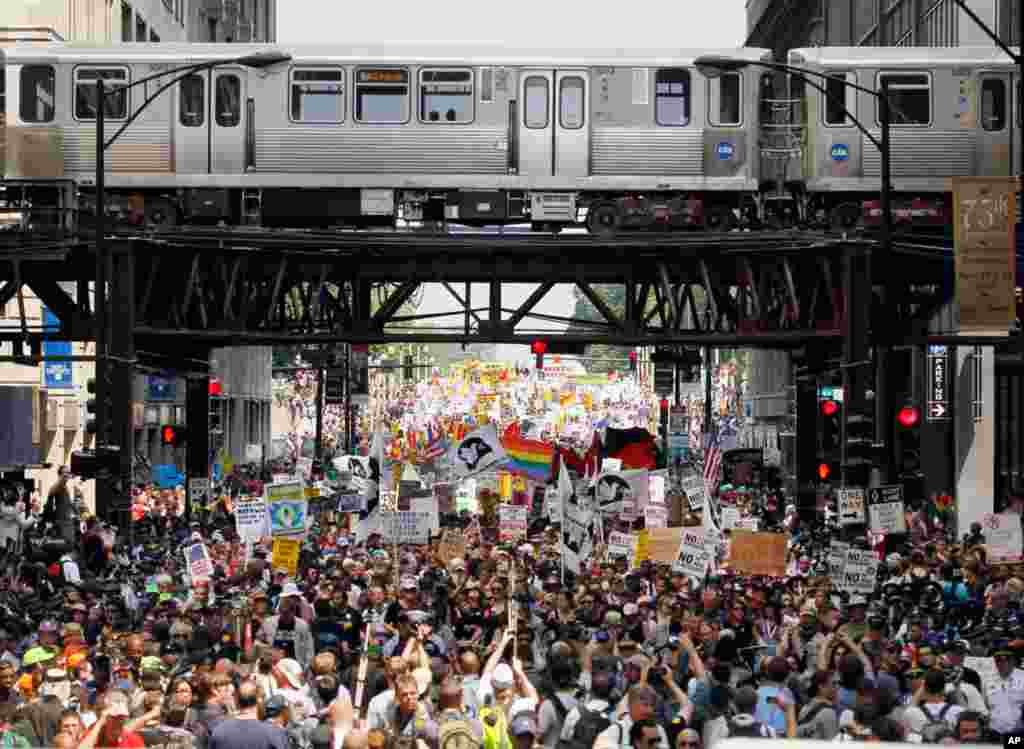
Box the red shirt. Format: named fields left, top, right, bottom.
left=114, top=730, right=146, bottom=748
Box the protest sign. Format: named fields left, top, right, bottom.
left=649, top=474, right=666, bottom=505
left=727, top=531, right=787, bottom=577
left=644, top=504, right=668, bottom=528
left=632, top=530, right=650, bottom=567
left=271, top=538, right=301, bottom=576
left=498, top=504, right=528, bottom=542
left=829, top=541, right=849, bottom=578
left=296, top=458, right=314, bottom=480
left=838, top=488, right=866, bottom=526
left=674, top=527, right=710, bottom=579
left=984, top=513, right=1024, bottom=563
left=837, top=549, right=879, bottom=595
left=595, top=470, right=649, bottom=516
left=867, top=485, right=906, bottom=534
left=721, top=507, right=741, bottom=530
left=266, top=482, right=308, bottom=538
left=381, top=509, right=433, bottom=544
left=607, top=531, right=637, bottom=561
left=681, top=474, right=705, bottom=512
left=646, top=527, right=684, bottom=563
left=336, top=491, right=367, bottom=513
left=456, top=479, right=478, bottom=513
left=234, top=496, right=268, bottom=542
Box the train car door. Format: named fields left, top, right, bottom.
left=518, top=70, right=554, bottom=176
left=977, top=72, right=1012, bottom=176
left=554, top=70, right=589, bottom=177
left=175, top=73, right=208, bottom=174
left=210, top=68, right=245, bottom=173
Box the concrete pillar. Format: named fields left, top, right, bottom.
left=954, top=345, right=996, bottom=533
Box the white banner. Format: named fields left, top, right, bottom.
left=681, top=473, right=705, bottom=512
left=867, top=485, right=906, bottom=534
left=644, top=504, right=668, bottom=528
left=984, top=512, right=1024, bottom=563
left=336, top=491, right=367, bottom=513
left=649, top=474, right=666, bottom=505
left=234, top=496, right=269, bottom=542
left=836, top=548, right=879, bottom=594
left=499, top=504, right=528, bottom=542
left=562, top=488, right=597, bottom=575
left=607, top=531, right=637, bottom=560
left=448, top=424, right=508, bottom=480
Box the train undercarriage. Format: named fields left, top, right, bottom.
left=1, top=182, right=952, bottom=236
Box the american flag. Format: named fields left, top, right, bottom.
left=703, top=429, right=722, bottom=497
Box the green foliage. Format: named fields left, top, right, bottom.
left=566, top=284, right=631, bottom=374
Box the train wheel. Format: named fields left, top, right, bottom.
left=829, top=202, right=861, bottom=231
left=145, top=199, right=177, bottom=229
left=705, top=204, right=735, bottom=232
left=586, top=202, right=621, bottom=237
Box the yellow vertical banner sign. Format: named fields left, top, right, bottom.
left=271, top=538, right=301, bottom=576
left=953, top=177, right=1017, bottom=334
left=633, top=530, right=650, bottom=568
left=499, top=472, right=513, bottom=501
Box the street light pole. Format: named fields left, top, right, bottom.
left=94, top=79, right=108, bottom=449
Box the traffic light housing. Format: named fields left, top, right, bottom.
left=629, top=350, right=637, bottom=374
left=843, top=409, right=876, bottom=487
left=161, top=424, right=187, bottom=447
left=85, top=377, right=98, bottom=436
left=70, top=447, right=121, bottom=479
left=896, top=402, right=923, bottom=501
left=820, top=399, right=841, bottom=452
left=531, top=340, right=546, bottom=370
left=404, top=354, right=414, bottom=382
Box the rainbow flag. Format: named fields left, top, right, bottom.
left=501, top=433, right=555, bottom=483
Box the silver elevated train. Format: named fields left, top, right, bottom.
left=0, top=42, right=1020, bottom=233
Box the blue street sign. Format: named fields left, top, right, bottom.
left=41, top=307, right=73, bottom=389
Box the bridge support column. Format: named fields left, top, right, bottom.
left=954, top=345, right=996, bottom=534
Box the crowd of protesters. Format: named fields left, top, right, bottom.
left=0, top=452, right=1021, bottom=749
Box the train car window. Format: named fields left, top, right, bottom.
left=524, top=76, right=549, bottom=129
left=290, top=68, right=344, bottom=123
left=479, top=67, right=494, bottom=103
left=823, top=71, right=856, bottom=126
left=216, top=75, right=241, bottom=127
left=708, top=72, right=741, bottom=126
left=179, top=74, right=204, bottom=127
left=355, top=68, right=410, bottom=124
left=74, top=67, right=129, bottom=120
left=559, top=76, right=585, bottom=130
left=655, top=68, right=690, bottom=127
left=981, top=78, right=1007, bottom=131
left=420, top=69, right=474, bottom=124
left=877, top=73, right=930, bottom=126
left=19, top=65, right=56, bottom=123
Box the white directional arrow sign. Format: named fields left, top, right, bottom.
left=929, top=402, right=947, bottom=419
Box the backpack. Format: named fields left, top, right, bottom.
left=439, top=710, right=480, bottom=749
left=558, top=705, right=614, bottom=749
left=795, top=702, right=835, bottom=739
left=919, top=703, right=956, bottom=744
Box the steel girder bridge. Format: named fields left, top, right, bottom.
left=0, top=229, right=962, bottom=354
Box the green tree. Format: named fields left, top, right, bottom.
left=566, top=284, right=631, bottom=373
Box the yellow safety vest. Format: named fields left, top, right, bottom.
left=479, top=706, right=511, bottom=749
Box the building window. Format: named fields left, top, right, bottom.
left=179, top=75, right=204, bottom=127
left=655, top=68, right=690, bottom=126
left=559, top=76, right=585, bottom=130
left=216, top=75, right=241, bottom=127
left=708, top=72, right=741, bottom=126
left=419, top=68, right=474, bottom=123
left=981, top=78, right=1007, bottom=131
left=479, top=67, right=494, bottom=103
left=121, top=2, right=133, bottom=41
left=290, top=68, right=344, bottom=122
left=136, top=14, right=147, bottom=42
left=208, top=16, right=218, bottom=42
left=823, top=71, right=856, bottom=126
left=523, top=76, right=549, bottom=129
left=150, top=30, right=160, bottom=42
left=19, top=65, right=55, bottom=123
left=74, top=67, right=129, bottom=120
left=878, top=72, right=931, bottom=126
left=355, top=68, right=409, bottom=123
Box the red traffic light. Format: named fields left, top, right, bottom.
left=897, top=405, right=920, bottom=428
left=821, top=399, right=839, bottom=417
left=161, top=425, right=177, bottom=445
left=531, top=340, right=547, bottom=355
left=628, top=351, right=637, bottom=362
left=817, top=462, right=832, bottom=480
left=209, top=377, right=223, bottom=396
left=659, top=398, right=669, bottom=411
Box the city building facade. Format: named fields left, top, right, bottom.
left=1, top=0, right=277, bottom=508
